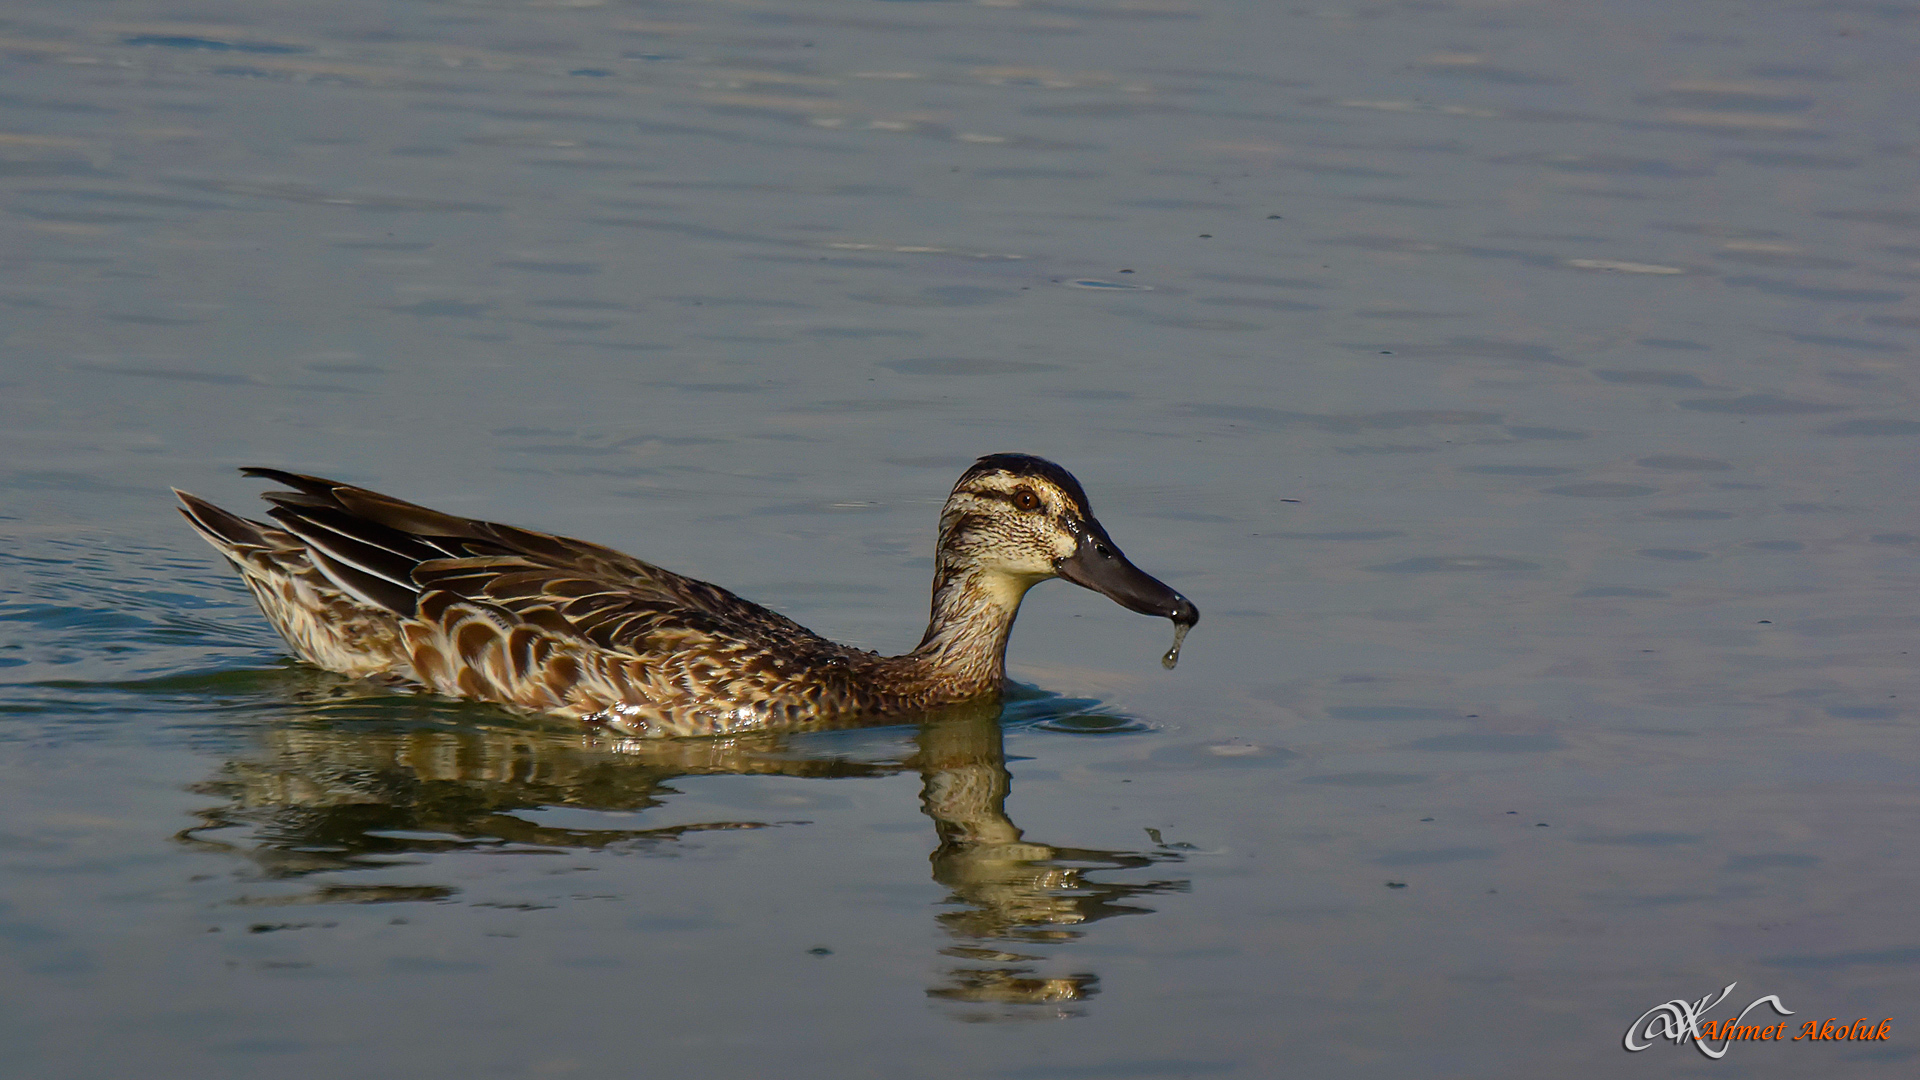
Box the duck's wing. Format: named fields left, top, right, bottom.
left=235, top=468, right=832, bottom=657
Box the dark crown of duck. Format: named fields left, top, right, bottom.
left=176, top=453, right=1197, bottom=738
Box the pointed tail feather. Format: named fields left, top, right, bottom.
left=174, top=489, right=272, bottom=552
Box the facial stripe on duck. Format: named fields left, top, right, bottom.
left=177, top=453, right=1197, bottom=737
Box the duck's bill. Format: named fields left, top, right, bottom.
left=1056, top=518, right=1199, bottom=628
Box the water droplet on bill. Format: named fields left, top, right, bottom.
left=1161, top=622, right=1190, bottom=670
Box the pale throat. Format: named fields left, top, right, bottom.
left=912, top=563, right=1047, bottom=688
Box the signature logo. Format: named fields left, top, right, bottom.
left=1624, top=982, right=1794, bottom=1059
left=1625, top=982, right=1895, bottom=1058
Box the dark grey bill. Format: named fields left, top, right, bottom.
left=1054, top=516, right=1200, bottom=631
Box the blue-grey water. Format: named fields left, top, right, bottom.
left=2, top=1, right=1916, bottom=1076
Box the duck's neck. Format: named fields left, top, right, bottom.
left=907, top=563, right=1041, bottom=700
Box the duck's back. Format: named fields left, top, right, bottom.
left=178, top=469, right=893, bottom=736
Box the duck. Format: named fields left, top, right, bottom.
left=175, top=454, right=1197, bottom=738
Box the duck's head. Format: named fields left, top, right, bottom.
left=936, top=453, right=1199, bottom=630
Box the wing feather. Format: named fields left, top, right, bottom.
left=227, top=468, right=837, bottom=665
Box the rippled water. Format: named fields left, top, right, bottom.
left=3, top=0, right=1917, bottom=1076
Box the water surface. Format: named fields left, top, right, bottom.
left=2, top=0, right=1917, bottom=1076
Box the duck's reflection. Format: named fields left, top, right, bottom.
left=915, top=714, right=1187, bottom=1011
left=180, top=688, right=1187, bottom=1016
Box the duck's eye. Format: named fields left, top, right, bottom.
left=1013, top=489, right=1040, bottom=512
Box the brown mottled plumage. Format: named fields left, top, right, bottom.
left=175, top=455, right=1197, bottom=738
